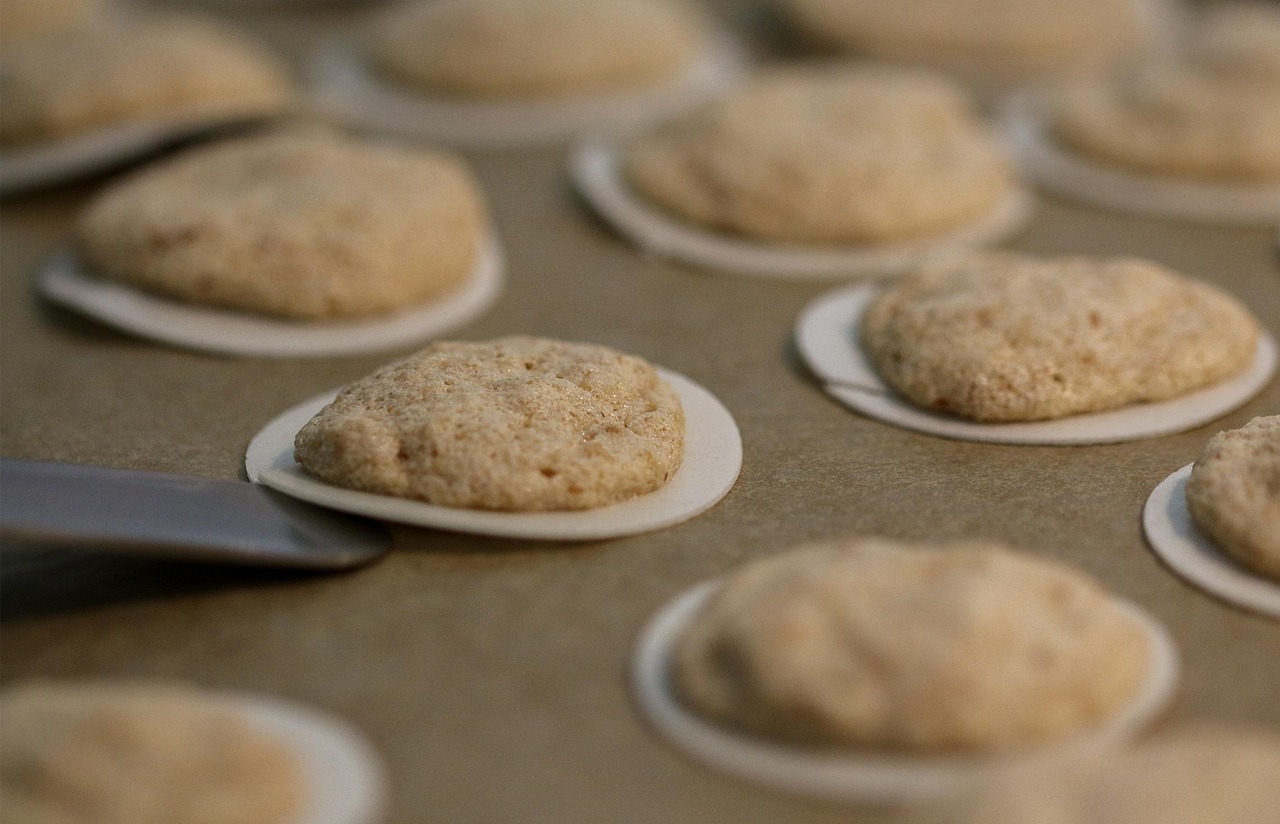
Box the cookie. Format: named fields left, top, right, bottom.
left=77, top=131, right=487, bottom=320
left=782, top=0, right=1149, bottom=78
left=1186, top=416, right=1280, bottom=581
left=861, top=253, right=1260, bottom=422
left=0, top=0, right=98, bottom=45
left=673, top=537, right=1151, bottom=751
left=1051, top=3, right=1280, bottom=184
left=624, top=65, right=1014, bottom=244
left=0, top=682, right=304, bottom=824
left=935, top=726, right=1280, bottom=824
left=293, top=336, right=686, bottom=511
left=371, top=0, right=707, bottom=99
left=0, top=16, right=292, bottom=147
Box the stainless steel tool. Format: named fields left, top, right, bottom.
left=0, top=459, right=389, bottom=569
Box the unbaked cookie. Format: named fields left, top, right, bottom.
left=371, top=0, right=707, bottom=99
left=76, top=131, right=488, bottom=320
left=782, top=0, right=1151, bottom=79
left=1186, top=416, right=1280, bottom=581
left=861, top=253, right=1260, bottom=422
left=293, top=336, right=686, bottom=511
left=624, top=65, right=1014, bottom=244
left=0, top=682, right=304, bottom=824
left=673, top=537, right=1152, bottom=751
left=935, top=726, right=1280, bottom=824
left=0, top=16, right=292, bottom=147
left=0, top=0, right=98, bottom=45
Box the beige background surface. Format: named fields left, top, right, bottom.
left=2, top=3, right=1278, bottom=823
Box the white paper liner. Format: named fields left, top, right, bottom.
left=0, top=111, right=280, bottom=196
left=244, top=369, right=742, bottom=540
left=1001, top=92, right=1280, bottom=225
left=632, top=579, right=1179, bottom=804
left=36, top=237, right=505, bottom=357
left=569, top=139, right=1036, bottom=279
left=229, top=694, right=387, bottom=824
left=307, top=30, right=748, bottom=148
left=1143, top=463, right=1280, bottom=618
left=795, top=283, right=1279, bottom=445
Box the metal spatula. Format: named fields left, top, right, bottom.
left=0, top=459, right=389, bottom=569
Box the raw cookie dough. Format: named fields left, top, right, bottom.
left=1052, top=3, right=1280, bottom=182
left=1186, top=416, right=1280, bottom=581
left=674, top=537, right=1152, bottom=751
left=935, top=726, right=1280, bottom=824
left=782, top=0, right=1150, bottom=78
left=0, top=682, right=304, bottom=824
left=0, top=16, right=292, bottom=147
left=861, top=253, right=1260, bottom=422
left=0, top=0, right=98, bottom=46
left=624, top=65, right=1014, bottom=244
left=294, top=336, right=686, bottom=511
left=371, top=0, right=707, bottom=99
left=77, top=131, right=487, bottom=320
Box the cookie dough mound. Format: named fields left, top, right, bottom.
left=674, top=538, right=1151, bottom=750
left=77, top=131, right=486, bottom=320
left=783, top=0, right=1148, bottom=78
left=0, top=0, right=98, bottom=46
left=624, top=66, right=1014, bottom=244
left=939, top=726, right=1280, bottom=824
left=371, top=0, right=707, bottom=99
left=1186, top=416, right=1280, bottom=581
left=861, top=253, right=1260, bottom=422
left=294, top=336, right=685, bottom=511
left=0, top=16, right=292, bottom=147
left=0, top=682, right=304, bottom=824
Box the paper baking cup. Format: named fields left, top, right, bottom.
left=1143, top=463, right=1280, bottom=618
left=1001, top=92, right=1280, bottom=225
left=307, top=30, right=747, bottom=148
left=36, top=237, right=504, bottom=358
left=245, top=369, right=742, bottom=540
left=632, top=579, right=1178, bottom=804
left=0, top=112, right=280, bottom=197
left=228, top=694, right=386, bottom=824
left=795, top=283, right=1278, bottom=445
left=569, top=138, right=1035, bottom=279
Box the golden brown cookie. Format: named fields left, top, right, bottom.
left=674, top=537, right=1152, bottom=750
left=0, top=16, right=292, bottom=147
left=625, top=65, right=1014, bottom=244
left=1186, top=416, right=1280, bottom=581
left=861, top=253, right=1259, bottom=422
left=371, top=0, right=707, bottom=99
left=77, top=131, right=487, bottom=320
left=0, top=682, right=304, bottom=824
left=294, top=336, right=686, bottom=511
left=0, top=0, right=99, bottom=46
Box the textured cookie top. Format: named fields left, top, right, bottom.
left=0, top=0, right=99, bottom=45
left=294, top=337, right=685, bottom=511
left=784, top=0, right=1147, bottom=74
left=0, top=16, right=292, bottom=147
left=1186, top=416, right=1280, bottom=581
left=624, top=66, right=1013, bottom=244
left=0, top=682, right=304, bottom=824
left=371, top=0, right=707, bottom=98
left=861, top=253, right=1260, bottom=422
left=77, top=131, right=486, bottom=320
left=936, top=726, right=1280, bottom=824
left=674, top=537, right=1151, bottom=751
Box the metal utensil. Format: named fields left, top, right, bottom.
left=0, top=459, right=389, bottom=569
